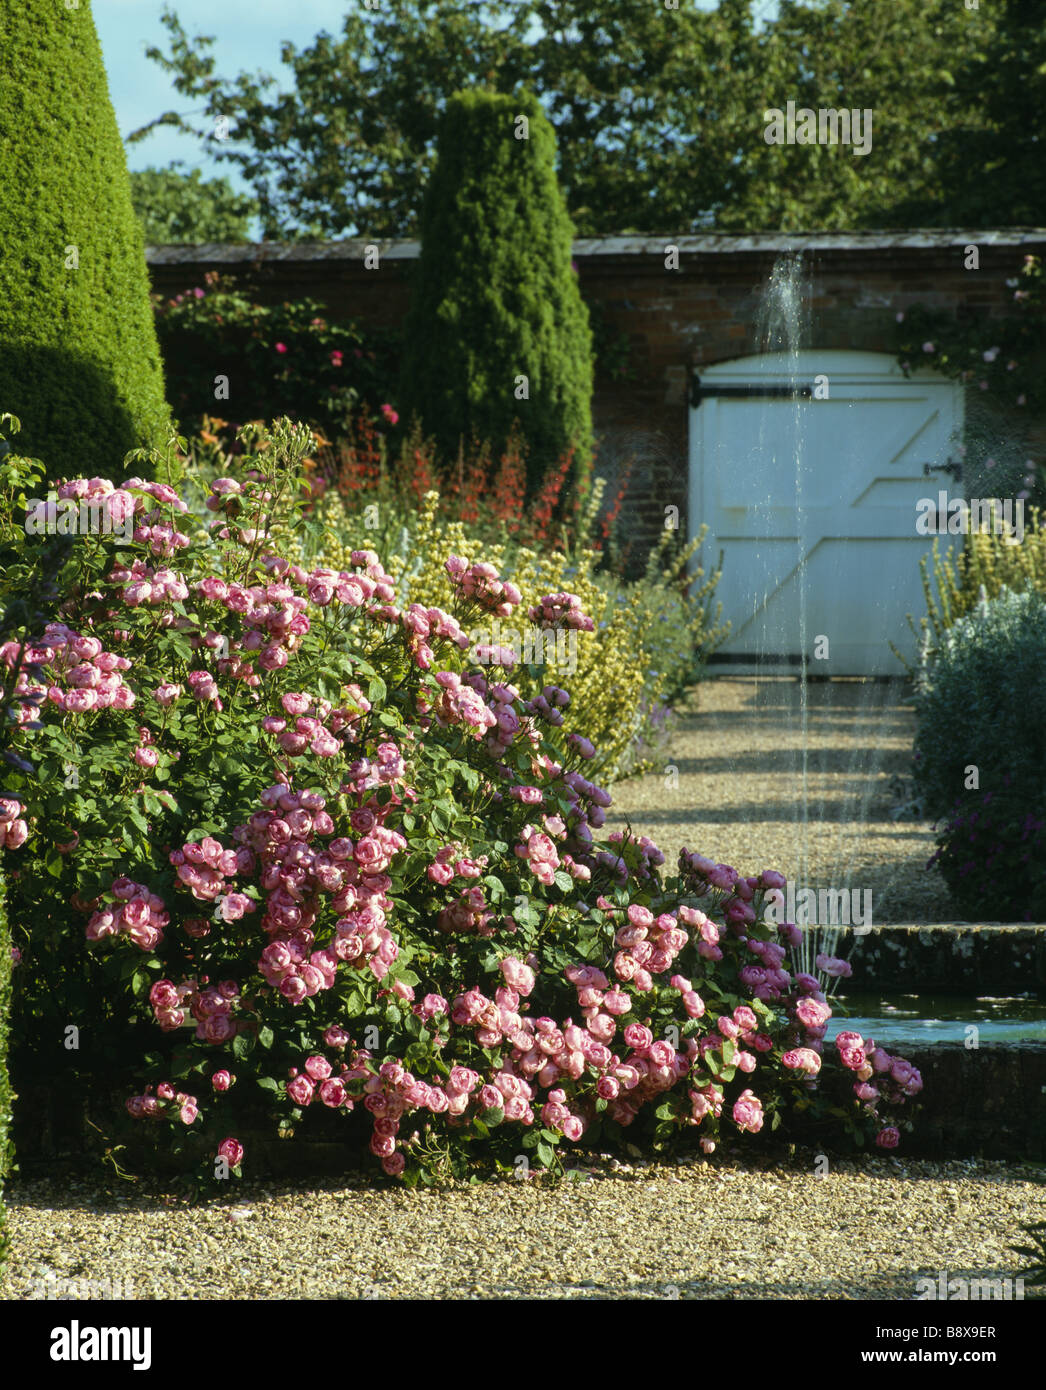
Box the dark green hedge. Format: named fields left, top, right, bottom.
left=0, top=1, right=171, bottom=481
left=399, top=89, right=593, bottom=494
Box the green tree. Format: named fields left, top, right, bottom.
left=0, top=1, right=171, bottom=481
left=716, top=0, right=995, bottom=232
left=128, top=0, right=762, bottom=239
left=886, top=0, right=1046, bottom=228
left=398, top=90, right=593, bottom=491
left=130, top=163, right=257, bottom=244
left=131, top=0, right=1008, bottom=239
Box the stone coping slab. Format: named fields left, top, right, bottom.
left=831, top=925, right=1046, bottom=993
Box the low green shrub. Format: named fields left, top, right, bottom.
left=913, top=587, right=1046, bottom=920
left=897, top=507, right=1046, bottom=672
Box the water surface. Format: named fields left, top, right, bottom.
left=825, top=993, right=1046, bottom=1045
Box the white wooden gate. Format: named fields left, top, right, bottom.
left=688, top=350, right=964, bottom=675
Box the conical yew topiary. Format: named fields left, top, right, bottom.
left=399, top=89, right=594, bottom=495
left=0, top=1, right=171, bottom=480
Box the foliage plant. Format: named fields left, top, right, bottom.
left=0, top=0, right=170, bottom=481
left=0, top=414, right=918, bottom=1185
left=288, top=489, right=726, bottom=783
left=186, top=415, right=729, bottom=782
left=896, top=507, right=1046, bottom=672
left=296, top=489, right=726, bottom=783
left=896, top=256, right=1045, bottom=414
left=912, top=587, right=1046, bottom=921
left=154, top=274, right=398, bottom=443
left=398, top=89, right=593, bottom=495
left=308, top=413, right=578, bottom=557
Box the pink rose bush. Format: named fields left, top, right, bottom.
left=1, top=420, right=921, bottom=1184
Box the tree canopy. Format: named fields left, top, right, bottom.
left=130, top=0, right=1019, bottom=240
left=130, top=163, right=257, bottom=244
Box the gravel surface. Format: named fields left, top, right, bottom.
left=608, top=676, right=954, bottom=923
left=2, top=1154, right=1042, bottom=1301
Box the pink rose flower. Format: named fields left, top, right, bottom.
left=447, top=1066, right=480, bottom=1096
left=287, top=1075, right=314, bottom=1106
left=603, top=988, right=631, bottom=1016
left=796, top=997, right=832, bottom=1029
left=561, top=1115, right=584, bottom=1142
left=319, top=1077, right=347, bottom=1107
left=682, top=991, right=705, bottom=1019
left=217, top=1137, right=244, bottom=1166
left=732, top=1089, right=764, bottom=1134
left=782, top=1047, right=821, bottom=1075
left=815, top=953, right=852, bottom=979
left=622, top=1023, right=653, bottom=1051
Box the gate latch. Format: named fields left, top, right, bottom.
left=922, top=457, right=962, bottom=482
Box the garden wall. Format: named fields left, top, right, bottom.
left=17, top=1046, right=1045, bottom=1170
left=147, top=231, right=1046, bottom=555
left=837, top=925, right=1046, bottom=994
left=900, top=1042, right=1046, bottom=1160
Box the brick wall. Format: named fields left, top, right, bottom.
left=148, top=233, right=1046, bottom=559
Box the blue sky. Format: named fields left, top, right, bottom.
left=97, top=0, right=352, bottom=185
left=98, top=0, right=747, bottom=193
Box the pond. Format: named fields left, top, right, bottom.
left=824, top=993, right=1046, bottom=1045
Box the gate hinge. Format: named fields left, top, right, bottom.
left=690, top=376, right=814, bottom=409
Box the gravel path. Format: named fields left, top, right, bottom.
left=609, top=676, right=953, bottom=923
left=2, top=1154, right=1043, bottom=1301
